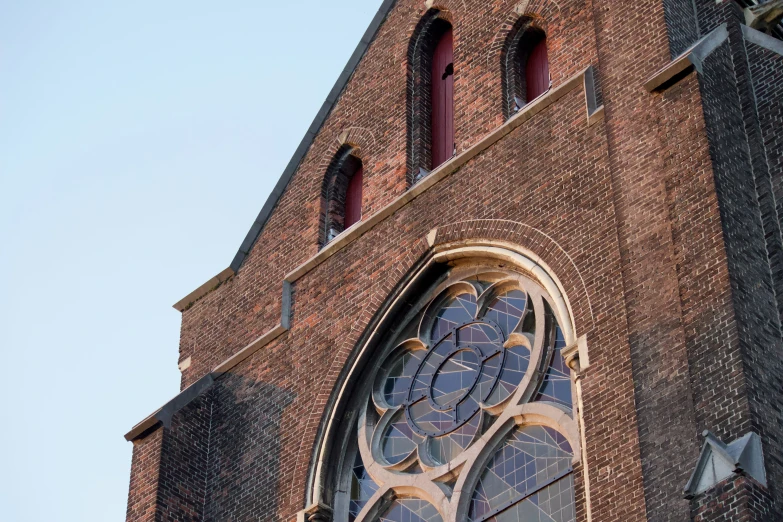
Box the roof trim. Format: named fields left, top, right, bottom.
left=228, top=0, right=399, bottom=274
left=173, top=267, right=234, bottom=312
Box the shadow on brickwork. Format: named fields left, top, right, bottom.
left=695, top=31, right=783, bottom=519
left=156, top=375, right=296, bottom=522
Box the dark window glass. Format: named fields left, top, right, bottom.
left=349, top=452, right=379, bottom=522
left=380, top=499, right=442, bottom=522
left=535, top=325, right=573, bottom=408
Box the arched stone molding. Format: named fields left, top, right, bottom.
left=294, top=237, right=433, bottom=510
left=432, top=220, right=595, bottom=334
left=303, top=236, right=591, bottom=521
left=486, top=8, right=549, bottom=68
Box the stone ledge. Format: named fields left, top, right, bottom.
left=644, top=24, right=728, bottom=93
left=173, top=267, right=234, bottom=312
left=285, top=67, right=594, bottom=284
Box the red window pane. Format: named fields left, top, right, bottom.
left=431, top=28, right=454, bottom=169
left=344, top=166, right=363, bottom=229
left=526, top=37, right=549, bottom=102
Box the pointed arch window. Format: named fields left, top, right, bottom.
left=407, top=10, right=454, bottom=185
left=502, top=19, right=550, bottom=119
left=319, top=146, right=363, bottom=247
left=318, top=263, right=582, bottom=522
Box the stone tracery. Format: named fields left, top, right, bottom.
left=338, top=266, right=580, bottom=522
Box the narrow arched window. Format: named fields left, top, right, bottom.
left=317, top=262, right=582, bottom=522
left=407, top=10, right=454, bottom=184
left=319, top=146, right=363, bottom=247
left=502, top=19, right=550, bottom=119
left=431, top=27, right=454, bottom=170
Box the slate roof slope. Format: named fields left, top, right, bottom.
left=229, top=0, right=398, bottom=273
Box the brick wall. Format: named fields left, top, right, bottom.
left=692, top=14, right=783, bottom=519
left=125, top=0, right=783, bottom=520
left=126, top=430, right=163, bottom=522
left=691, top=475, right=772, bottom=521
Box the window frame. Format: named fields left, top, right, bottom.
left=319, top=146, right=364, bottom=248
left=322, top=263, right=582, bottom=522
left=501, top=17, right=551, bottom=120
left=406, top=9, right=454, bottom=186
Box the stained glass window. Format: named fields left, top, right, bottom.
left=337, top=269, right=578, bottom=522
left=469, top=426, right=575, bottom=522
left=431, top=293, right=477, bottom=340
left=379, top=499, right=443, bottom=522
left=350, top=452, right=379, bottom=522
left=535, top=326, right=573, bottom=409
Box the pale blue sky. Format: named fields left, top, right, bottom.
left=0, top=1, right=380, bottom=520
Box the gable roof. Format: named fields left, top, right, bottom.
left=229, top=0, right=398, bottom=273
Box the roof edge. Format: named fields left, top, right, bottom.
left=229, top=0, right=399, bottom=274
left=173, top=267, right=235, bottom=311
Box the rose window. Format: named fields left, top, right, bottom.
left=333, top=268, right=580, bottom=522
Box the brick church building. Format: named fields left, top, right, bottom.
left=123, top=0, right=783, bottom=520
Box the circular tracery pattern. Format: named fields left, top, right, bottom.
left=372, top=279, right=539, bottom=468
left=406, top=323, right=503, bottom=438
left=343, top=268, right=578, bottom=522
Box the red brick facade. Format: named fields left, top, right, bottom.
left=124, top=1, right=783, bottom=520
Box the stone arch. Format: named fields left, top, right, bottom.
left=432, top=219, right=594, bottom=333
left=405, top=7, right=455, bottom=185
left=302, top=227, right=590, bottom=518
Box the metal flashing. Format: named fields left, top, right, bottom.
left=742, top=23, right=783, bottom=55
left=683, top=430, right=767, bottom=498
left=644, top=24, right=729, bottom=92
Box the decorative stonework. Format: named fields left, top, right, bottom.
left=304, top=503, right=333, bottom=522
left=314, top=252, right=584, bottom=522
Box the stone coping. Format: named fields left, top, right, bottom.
left=644, top=24, right=728, bottom=92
